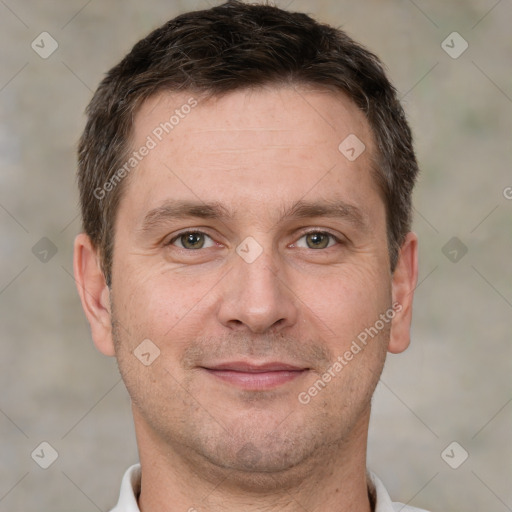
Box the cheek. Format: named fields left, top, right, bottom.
left=297, top=262, right=391, bottom=336
left=112, top=262, right=213, bottom=348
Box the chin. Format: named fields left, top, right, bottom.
left=195, top=424, right=327, bottom=488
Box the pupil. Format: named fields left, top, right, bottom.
left=184, top=233, right=203, bottom=248
left=308, top=232, right=328, bottom=249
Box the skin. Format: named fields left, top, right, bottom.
left=74, top=86, right=418, bottom=512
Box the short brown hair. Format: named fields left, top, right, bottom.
left=78, top=0, right=419, bottom=287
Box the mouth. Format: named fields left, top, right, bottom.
left=200, top=361, right=309, bottom=390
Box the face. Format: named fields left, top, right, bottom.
left=80, top=86, right=415, bottom=480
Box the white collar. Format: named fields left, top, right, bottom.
left=109, top=463, right=430, bottom=512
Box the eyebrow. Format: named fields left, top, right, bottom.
left=281, top=199, right=368, bottom=231
left=138, top=200, right=233, bottom=234
left=138, top=198, right=368, bottom=235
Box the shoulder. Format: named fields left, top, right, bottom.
left=108, top=463, right=141, bottom=512
left=369, top=471, right=432, bottom=512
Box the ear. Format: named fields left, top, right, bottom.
left=388, top=232, right=418, bottom=354
left=73, top=233, right=115, bottom=356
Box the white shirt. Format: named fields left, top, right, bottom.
left=109, top=464, right=430, bottom=512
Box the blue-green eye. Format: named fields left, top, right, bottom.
left=170, top=231, right=216, bottom=250
left=295, top=231, right=339, bottom=249
left=167, top=230, right=340, bottom=251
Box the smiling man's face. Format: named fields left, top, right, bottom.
left=77, top=86, right=417, bottom=485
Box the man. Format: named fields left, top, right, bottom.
left=73, top=1, right=425, bottom=511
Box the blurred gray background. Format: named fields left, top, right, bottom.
left=1, top=0, right=511, bottom=510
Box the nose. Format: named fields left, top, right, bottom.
left=216, top=245, right=298, bottom=334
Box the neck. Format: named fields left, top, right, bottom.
left=134, top=407, right=373, bottom=512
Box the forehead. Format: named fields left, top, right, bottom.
left=121, top=86, right=380, bottom=224
left=134, top=85, right=373, bottom=151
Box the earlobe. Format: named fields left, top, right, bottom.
left=73, top=233, right=116, bottom=356
left=388, top=232, right=418, bottom=354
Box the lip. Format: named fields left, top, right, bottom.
left=201, top=361, right=308, bottom=390
left=204, top=361, right=306, bottom=372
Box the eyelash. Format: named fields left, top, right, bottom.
left=166, top=229, right=343, bottom=250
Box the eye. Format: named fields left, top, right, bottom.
left=294, top=231, right=340, bottom=250
left=168, top=231, right=216, bottom=250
